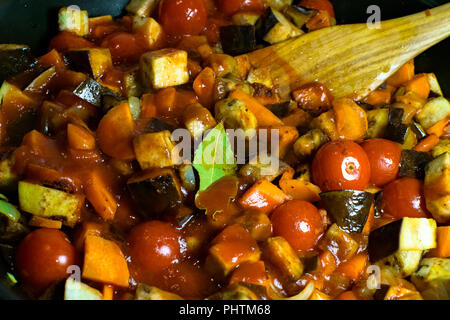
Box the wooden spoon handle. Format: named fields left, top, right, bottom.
left=246, top=3, right=450, bottom=100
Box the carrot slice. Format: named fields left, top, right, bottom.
left=28, top=216, right=62, bottom=229
left=387, top=60, right=415, bottom=87
left=82, top=235, right=130, bottom=287
left=67, top=123, right=96, bottom=150
left=332, top=98, right=368, bottom=141
left=239, top=179, right=289, bottom=214
left=229, top=88, right=284, bottom=127
left=84, top=170, right=117, bottom=221
left=427, top=226, right=450, bottom=258
left=413, top=134, right=439, bottom=152
left=335, top=291, right=358, bottom=300
left=102, top=285, right=114, bottom=300
left=405, top=74, right=430, bottom=99
left=193, top=67, right=215, bottom=108
left=140, top=94, right=157, bottom=119
left=335, top=253, right=368, bottom=282
left=426, top=116, right=450, bottom=137
left=364, top=89, right=392, bottom=106
left=279, top=179, right=321, bottom=203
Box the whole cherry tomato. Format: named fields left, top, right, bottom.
left=271, top=200, right=325, bottom=254
left=312, top=140, right=371, bottom=191
left=128, top=221, right=182, bottom=278
left=101, top=32, right=145, bottom=63
left=216, top=0, right=265, bottom=16
left=159, top=0, right=207, bottom=36
left=298, top=0, right=335, bottom=17
left=361, top=138, right=402, bottom=187
left=15, top=229, right=76, bottom=293
left=380, top=177, right=430, bottom=219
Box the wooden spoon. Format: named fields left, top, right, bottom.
left=243, top=3, right=450, bottom=100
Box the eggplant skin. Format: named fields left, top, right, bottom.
left=399, top=150, right=432, bottom=179
left=386, top=107, right=409, bottom=144
left=320, top=190, right=374, bottom=234
left=73, top=78, right=120, bottom=107
left=0, top=45, right=37, bottom=83
left=368, top=219, right=403, bottom=263
left=220, top=26, right=257, bottom=56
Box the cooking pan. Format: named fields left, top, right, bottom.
left=0, top=0, right=449, bottom=300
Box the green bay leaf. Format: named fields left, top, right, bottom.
left=193, top=123, right=237, bottom=193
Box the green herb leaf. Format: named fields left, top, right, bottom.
left=0, top=194, right=21, bottom=222
left=193, top=123, right=237, bottom=193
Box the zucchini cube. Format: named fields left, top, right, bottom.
left=264, top=237, right=304, bottom=281
left=126, top=0, right=159, bottom=17
left=140, top=49, right=189, bottom=89
left=425, top=152, right=450, bottom=223
left=65, top=49, right=113, bottom=79
left=58, top=7, right=89, bottom=36
left=133, top=17, right=164, bottom=50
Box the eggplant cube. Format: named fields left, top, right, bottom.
left=220, top=26, right=257, bottom=56
left=0, top=45, right=36, bottom=83
left=416, top=97, right=450, bottom=130
left=58, top=7, right=89, bottom=36
left=140, top=49, right=189, bottom=89
left=412, top=258, right=450, bottom=300
left=126, top=0, right=159, bottom=17
left=127, top=169, right=182, bottom=219
left=18, top=181, right=85, bottom=227
left=425, top=152, right=450, bottom=223
left=377, top=250, right=423, bottom=278
left=133, top=17, right=164, bottom=49
left=264, top=237, right=304, bottom=281
left=65, top=49, right=113, bottom=79
left=133, top=130, right=181, bottom=169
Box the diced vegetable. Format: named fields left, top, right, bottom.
left=324, top=224, right=359, bottom=262
left=58, top=7, right=89, bottom=36
left=127, top=169, right=182, bottom=219
left=411, top=121, right=428, bottom=141
left=126, top=0, right=159, bottom=17
left=214, top=98, right=258, bottom=135
left=238, top=179, right=289, bottom=214
left=67, top=123, right=95, bottom=150
left=427, top=226, right=450, bottom=258
left=379, top=284, right=423, bottom=300
left=84, top=170, right=117, bottom=221
left=0, top=152, right=18, bottom=194
left=232, top=12, right=261, bottom=26
left=183, top=103, right=217, bottom=139
left=124, top=68, right=143, bottom=98
left=426, top=73, right=443, bottom=97
left=179, top=164, right=197, bottom=193
left=398, top=150, right=432, bottom=179
left=415, top=97, right=450, bottom=130
left=65, top=49, right=113, bottom=79
left=247, top=67, right=273, bottom=89
left=405, top=74, right=430, bottom=100
left=386, top=59, right=415, bottom=87
left=310, top=110, right=338, bottom=140
left=263, top=236, right=304, bottom=281
left=135, top=283, right=183, bottom=300
left=73, top=78, right=120, bottom=107
left=368, top=218, right=437, bottom=262
left=411, top=258, right=450, bottom=300
left=207, top=283, right=262, bottom=300
left=266, top=101, right=291, bottom=119
left=256, top=7, right=303, bottom=45
left=28, top=216, right=62, bottom=229
left=431, top=138, right=450, bottom=158
left=140, top=49, right=189, bottom=89
left=82, top=235, right=130, bottom=287
left=424, top=152, right=450, bottom=223
left=377, top=249, right=423, bottom=278
left=220, top=25, right=257, bottom=56
left=193, top=67, right=215, bottom=108
left=293, top=129, right=329, bottom=158
left=386, top=107, right=409, bottom=144
left=335, top=253, right=369, bottom=282
left=64, top=278, right=103, bottom=300
left=332, top=98, right=368, bottom=141
left=133, top=130, right=180, bottom=169
left=320, top=190, right=374, bottom=234
left=206, top=224, right=260, bottom=277
left=279, top=177, right=321, bottom=203
left=206, top=54, right=238, bottom=78
left=234, top=211, right=272, bottom=242
left=0, top=44, right=36, bottom=83
left=18, top=181, right=85, bottom=227
left=285, top=5, right=315, bottom=29
left=133, top=16, right=165, bottom=50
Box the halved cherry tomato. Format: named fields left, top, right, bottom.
left=128, top=221, right=182, bottom=279
left=380, top=177, right=430, bottom=219
left=159, top=0, right=207, bottom=36
left=271, top=200, right=325, bottom=254
left=15, top=229, right=76, bottom=293
left=312, top=140, right=371, bottom=191
left=216, top=0, right=265, bottom=16
left=101, top=32, right=146, bottom=63
left=298, top=0, right=335, bottom=17
left=361, top=138, right=402, bottom=187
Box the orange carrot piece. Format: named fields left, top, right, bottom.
left=333, top=98, right=368, bottom=141
left=38, top=49, right=66, bottom=69
left=362, top=205, right=375, bottom=235
left=229, top=88, right=284, bottom=127
left=413, top=134, right=440, bottom=152
left=193, top=67, right=215, bottom=109
left=235, top=54, right=251, bottom=80
left=364, top=89, right=392, bottom=106
left=82, top=235, right=130, bottom=287
left=279, top=179, right=321, bottom=203
left=140, top=93, right=158, bottom=119
left=97, top=102, right=136, bottom=160
left=427, top=116, right=450, bottom=137
left=319, top=249, right=337, bottom=277
left=67, top=123, right=96, bottom=150
left=28, top=216, right=62, bottom=229
left=335, top=253, right=369, bottom=282
left=73, top=221, right=105, bottom=252
left=387, top=60, right=415, bottom=87
left=405, top=74, right=430, bottom=99
left=85, top=170, right=117, bottom=220
left=335, top=291, right=358, bottom=300
left=306, top=10, right=334, bottom=31
left=239, top=180, right=289, bottom=214
left=427, top=226, right=450, bottom=258
left=229, top=261, right=268, bottom=287
left=281, top=108, right=312, bottom=128
left=102, top=285, right=114, bottom=300
left=310, top=289, right=332, bottom=300
left=187, top=58, right=202, bottom=80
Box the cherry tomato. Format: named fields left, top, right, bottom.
left=128, top=221, right=182, bottom=278
left=271, top=200, right=325, bottom=254
left=298, top=0, right=335, bottom=17
left=361, top=138, right=402, bottom=187
left=312, top=140, right=371, bottom=191
left=216, top=0, right=265, bottom=16
left=380, top=177, right=430, bottom=219
left=15, top=229, right=76, bottom=293
left=101, top=32, right=145, bottom=63
left=159, top=0, right=207, bottom=36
